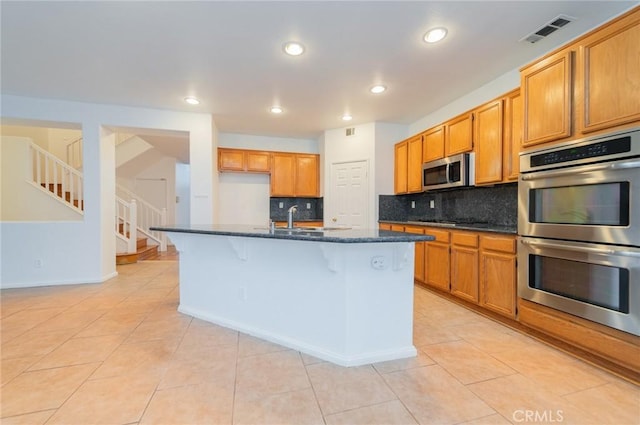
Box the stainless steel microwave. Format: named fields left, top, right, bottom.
left=422, top=153, right=475, bottom=191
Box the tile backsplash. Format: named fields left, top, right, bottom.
left=270, top=197, right=323, bottom=221
left=379, top=183, right=517, bottom=227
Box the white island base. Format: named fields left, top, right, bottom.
left=169, top=232, right=417, bottom=367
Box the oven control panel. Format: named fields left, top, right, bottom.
left=530, top=138, right=631, bottom=168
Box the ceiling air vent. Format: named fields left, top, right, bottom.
left=346, top=128, right=356, bottom=136
left=521, top=14, right=575, bottom=44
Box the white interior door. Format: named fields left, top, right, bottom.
left=328, top=160, right=368, bottom=229
left=134, top=178, right=167, bottom=211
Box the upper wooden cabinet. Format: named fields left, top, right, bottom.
left=576, top=8, right=640, bottom=134
left=446, top=112, right=474, bottom=155
left=521, top=7, right=640, bottom=147
left=474, top=99, right=504, bottom=185
left=407, top=135, right=423, bottom=193
left=218, top=148, right=271, bottom=173
left=270, top=153, right=319, bottom=197
left=422, top=125, right=445, bottom=163
left=503, top=89, right=522, bottom=181
left=294, top=154, right=320, bottom=197
left=394, top=141, right=408, bottom=194
left=394, top=135, right=423, bottom=194
left=521, top=49, right=573, bottom=148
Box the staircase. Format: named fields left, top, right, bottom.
left=115, top=222, right=159, bottom=265
left=29, top=140, right=163, bottom=265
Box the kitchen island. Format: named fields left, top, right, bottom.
left=151, top=224, right=434, bottom=366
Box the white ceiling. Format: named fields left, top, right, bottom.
left=2, top=1, right=638, bottom=146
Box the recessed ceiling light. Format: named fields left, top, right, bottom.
left=283, top=41, right=305, bottom=56
left=423, top=27, right=448, bottom=43
left=342, top=114, right=353, bottom=121
left=270, top=106, right=283, bottom=114
left=370, top=85, right=387, bottom=94
left=184, top=96, right=200, bottom=105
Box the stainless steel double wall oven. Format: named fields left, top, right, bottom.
left=518, top=128, right=640, bottom=336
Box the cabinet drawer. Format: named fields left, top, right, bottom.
left=404, top=226, right=425, bottom=235
left=481, top=235, right=516, bottom=253
left=424, top=227, right=450, bottom=243
left=451, top=232, right=479, bottom=248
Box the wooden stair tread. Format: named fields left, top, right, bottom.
left=116, top=241, right=159, bottom=265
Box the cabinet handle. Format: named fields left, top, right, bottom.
left=521, top=160, right=640, bottom=181
left=332, top=218, right=337, bottom=222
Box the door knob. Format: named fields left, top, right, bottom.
left=332, top=217, right=337, bottom=222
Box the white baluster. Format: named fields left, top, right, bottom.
left=128, top=200, right=137, bottom=253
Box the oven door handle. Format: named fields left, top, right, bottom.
left=521, top=160, right=640, bottom=181
left=520, top=239, right=640, bottom=258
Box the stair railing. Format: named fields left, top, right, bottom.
left=115, top=197, right=137, bottom=253
left=29, top=142, right=84, bottom=214
left=65, top=137, right=83, bottom=169
left=116, top=185, right=167, bottom=251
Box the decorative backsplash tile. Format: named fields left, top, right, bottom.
left=270, top=197, right=323, bottom=221
left=379, top=183, right=517, bottom=227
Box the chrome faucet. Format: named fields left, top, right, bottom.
left=287, top=205, right=298, bottom=229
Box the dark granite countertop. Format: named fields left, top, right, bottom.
left=151, top=224, right=435, bottom=243
left=380, top=220, right=517, bottom=235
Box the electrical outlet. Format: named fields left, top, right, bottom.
left=430, top=200, right=435, bottom=209
left=239, top=287, right=247, bottom=301
left=306, top=203, right=311, bottom=209
left=34, top=259, right=43, bottom=268
left=411, top=201, right=416, bottom=209
left=279, top=202, right=284, bottom=208
left=370, top=256, right=388, bottom=270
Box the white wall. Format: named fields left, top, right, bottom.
left=132, top=156, right=178, bottom=226
left=409, top=69, right=520, bottom=135
left=374, top=123, right=409, bottom=196
left=219, top=132, right=318, bottom=153
left=175, top=163, right=191, bottom=225
left=1, top=94, right=215, bottom=288
left=1, top=136, right=84, bottom=221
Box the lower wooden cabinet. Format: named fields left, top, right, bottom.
left=404, top=226, right=425, bottom=283
left=423, top=227, right=451, bottom=292
left=450, top=232, right=480, bottom=303
left=479, top=234, right=517, bottom=318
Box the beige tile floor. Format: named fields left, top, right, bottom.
left=1, top=260, right=639, bottom=425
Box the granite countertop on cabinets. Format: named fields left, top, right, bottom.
left=151, top=224, right=435, bottom=243
left=380, top=220, right=517, bottom=235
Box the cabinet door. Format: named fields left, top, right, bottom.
left=423, top=126, right=445, bottom=163
left=521, top=50, right=573, bottom=147
left=446, top=113, right=473, bottom=155
left=474, top=99, right=504, bottom=185
left=246, top=151, right=271, bottom=173
left=450, top=232, right=479, bottom=303
left=503, top=90, right=522, bottom=181
left=295, top=154, right=319, bottom=197
left=270, top=153, right=296, bottom=196
left=379, top=223, right=392, bottom=231
left=480, top=235, right=516, bottom=318
left=425, top=243, right=450, bottom=291
left=405, top=226, right=425, bottom=282
left=394, top=141, right=408, bottom=194
left=218, top=148, right=245, bottom=172
left=407, top=135, right=423, bottom=193
left=480, top=251, right=516, bottom=318
left=577, top=12, right=640, bottom=134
